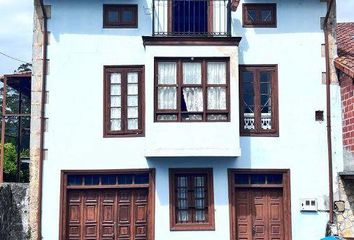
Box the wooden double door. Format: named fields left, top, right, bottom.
left=66, top=189, right=149, bottom=240
left=235, top=188, right=284, bottom=240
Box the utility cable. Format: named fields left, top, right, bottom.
left=0, top=51, right=31, bottom=64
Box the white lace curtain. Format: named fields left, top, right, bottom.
left=158, top=62, right=177, bottom=110
left=158, top=61, right=227, bottom=112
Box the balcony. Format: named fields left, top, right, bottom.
left=152, top=0, right=231, bottom=37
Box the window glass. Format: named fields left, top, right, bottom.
left=105, top=67, right=144, bottom=136
left=104, top=5, right=137, bottom=28
left=122, top=9, right=134, bottom=22
left=156, top=59, right=229, bottom=122
left=170, top=170, right=214, bottom=230
left=240, top=66, right=278, bottom=135
left=243, top=4, right=276, bottom=27
left=108, top=10, right=119, bottom=23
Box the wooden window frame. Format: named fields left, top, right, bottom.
left=169, top=168, right=215, bottom=231
left=103, top=66, right=145, bottom=137
left=103, top=4, right=138, bottom=28
left=154, top=58, right=230, bottom=122
left=228, top=169, right=292, bottom=240
left=242, top=3, right=277, bottom=28
left=239, top=64, right=279, bottom=137
left=59, top=169, right=156, bottom=240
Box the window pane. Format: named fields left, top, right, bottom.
left=110, top=119, right=121, bottom=131
left=128, top=72, right=138, bottom=83
left=128, top=118, right=138, bottom=130
left=261, top=10, right=272, bottom=22
left=207, top=87, right=226, bottom=110
left=111, top=96, right=121, bottom=107
left=251, top=174, right=266, bottom=184
left=182, top=87, right=203, bottom=112
left=111, top=73, right=121, bottom=83
left=158, top=62, right=177, bottom=84
left=158, top=87, right=177, bottom=109
left=177, top=176, right=189, bottom=223
left=267, top=174, right=282, bottom=184
left=207, top=62, right=226, bottom=84
left=247, top=9, right=257, bottom=22
left=235, top=174, right=249, bottom=184
left=118, top=174, right=133, bottom=184
left=128, top=83, right=138, bottom=95
left=108, top=10, right=119, bottom=23
left=182, top=114, right=203, bottom=121
left=183, top=62, right=201, bottom=84
left=110, top=107, right=121, bottom=119
left=122, top=9, right=134, bottom=22
left=84, top=175, right=100, bottom=185
left=127, top=106, right=138, bottom=118
left=135, top=174, right=149, bottom=184
left=68, top=175, right=83, bottom=186
left=207, top=114, right=228, bottom=121
left=241, top=71, right=255, bottom=130
left=156, top=114, right=177, bottom=121
left=127, top=95, right=138, bottom=107
left=111, top=84, right=121, bottom=95
left=101, top=175, right=117, bottom=185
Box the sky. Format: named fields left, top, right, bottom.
left=0, top=0, right=353, bottom=74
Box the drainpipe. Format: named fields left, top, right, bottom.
left=37, top=0, right=48, bottom=239
left=323, top=0, right=335, bottom=225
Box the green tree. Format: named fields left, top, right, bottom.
left=3, top=143, right=17, bottom=181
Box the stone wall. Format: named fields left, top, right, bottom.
left=0, top=183, right=29, bottom=240
left=337, top=178, right=354, bottom=237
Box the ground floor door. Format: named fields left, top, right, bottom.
left=235, top=188, right=284, bottom=240
left=66, top=189, right=149, bottom=240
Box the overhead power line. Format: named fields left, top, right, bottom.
left=0, top=51, right=31, bottom=64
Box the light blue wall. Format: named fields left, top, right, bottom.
left=40, top=0, right=343, bottom=239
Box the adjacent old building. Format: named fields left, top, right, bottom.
left=335, top=22, right=354, bottom=238
left=29, top=0, right=343, bottom=239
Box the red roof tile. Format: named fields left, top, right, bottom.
left=335, top=22, right=354, bottom=78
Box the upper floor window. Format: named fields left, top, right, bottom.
left=103, top=4, right=138, bottom=28
left=153, top=0, right=229, bottom=36
left=104, top=66, right=144, bottom=137
left=169, top=169, right=215, bottom=231
left=155, top=58, right=230, bottom=122
left=242, top=3, right=277, bottom=28
left=239, top=65, right=278, bottom=136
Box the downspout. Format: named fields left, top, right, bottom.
left=324, top=0, right=335, bottom=225
left=37, top=0, right=47, bottom=239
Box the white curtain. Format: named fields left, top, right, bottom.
left=208, top=87, right=226, bottom=110
left=207, top=62, right=226, bottom=84
left=183, top=62, right=201, bottom=84
left=183, top=87, right=203, bottom=112
left=207, top=62, right=226, bottom=110
left=158, top=62, right=177, bottom=110
left=158, top=62, right=176, bottom=84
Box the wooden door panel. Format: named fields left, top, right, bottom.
left=252, top=190, right=268, bottom=240
left=83, top=192, right=100, bottom=239
left=100, top=191, right=116, bottom=240
left=67, top=191, right=82, bottom=240
left=268, top=190, right=283, bottom=240
left=134, top=189, right=148, bottom=240
left=66, top=188, right=150, bottom=240
left=235, top=188, right=284, bottom=240
left=235, top=190, right=252, bottom=240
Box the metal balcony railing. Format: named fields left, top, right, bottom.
left=152, top=0, right=231, bottom=37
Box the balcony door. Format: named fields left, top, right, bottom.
left=171, top=0, right=209, bottom=35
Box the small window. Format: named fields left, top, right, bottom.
left=155, top=58, right=230, bottom=122
left=169, top=169, right=215, bottom=230
left=104, top=66, right=144, bottom=137
left=239, top=65, right=278, bottom=136
left=103, top=4, right=138, bottom=28
left=234, top=173, right=283, bottom=185
left=243, top=3, right=277, bottom=28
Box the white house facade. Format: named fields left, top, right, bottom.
left=31, top=0, right=344, bottom=239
